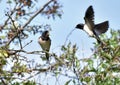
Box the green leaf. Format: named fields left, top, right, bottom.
left=23, top=80, right=36, bottom=85
left=12, top=82, right=20, bottom=85
left=84, top=76, right=91, bottom=83
left=87, top=59, right=94, bottom=69
left=0, top=36, right=6, bottom=39
left=65, top=79, right=71, bottom=85
left=76, top=60, right=80, bottom=67
left=0, top=50, right=8, bottom=57
left=7, top=0, right=12, bottom=4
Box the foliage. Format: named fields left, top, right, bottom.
left=0, top=0, right=120, bottom=85
left=79, top=30, right=120, bottom=85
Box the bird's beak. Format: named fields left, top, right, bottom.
left=75, top=25, right=77, bottom=28
left=75, top=25, right=79, bottom=28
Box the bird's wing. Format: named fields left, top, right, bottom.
left=46, top=38, right=51, bottom=51
left=38, top=37, right=51, bottom=60
left=44, top=39, right=51, bottom=60
left=84, top=6, right=94, bottom=30
left=94, top=21, right=109, bottom=35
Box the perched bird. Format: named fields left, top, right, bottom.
left=75, top=5, right=109, bottom=44
left=38, top=31, right=51, bottom=60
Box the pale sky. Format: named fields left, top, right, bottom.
left=0, top=0, right=120, bottom=84
left=0, top=0, right=120, bottom=56
left=32, top=0, right=120, bottom=58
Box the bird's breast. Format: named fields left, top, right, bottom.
left=84, top=24, right=94, bottom=37
left=38, top=38, right=51, bottom=51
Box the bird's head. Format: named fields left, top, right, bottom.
left=42, top=30, right=50, bottom=38
left=75, top=24, right=84, bottom=30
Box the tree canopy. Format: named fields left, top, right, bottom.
left=0, top=0, right=120, bottom=85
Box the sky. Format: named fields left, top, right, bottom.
left=31, top=0, right=120, bottom=58
left=49, top=0, right=120, bottom=57
left=27, top=0, right=120, bottom=84
left=0, top=0, right=120, bottom=84
left=0, top=0, right=120, bottom=57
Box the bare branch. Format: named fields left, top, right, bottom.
left=64, top=28, right=76, bottom=45
left=6, top=0, right=55, bottom=46
left=1, top=78, right=7, bottom=85
left=1, top=4, right=17, bottom=31
left=8, top=49, right=42, bottom=55
left=22, top=0, right=55, bottom=29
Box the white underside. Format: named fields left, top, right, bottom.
left=84, top=24, right=94, bottom=37
left=38, top=38, right=51, bottom=51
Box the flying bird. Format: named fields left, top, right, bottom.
left=75, top=5, right=109, bottom=44
left=38, top=30, right=51, bottom=61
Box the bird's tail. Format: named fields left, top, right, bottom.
left=95, top=35, right=103, bottom=44
left=45, top=52, right=49, bottom=61
left=45, top=50, right=49, bottom=61
left=93, top=30, right=103, bottom=45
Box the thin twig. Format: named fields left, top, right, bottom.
left=59, top=73, right=78, bottom=79
left=6, top=12, right=17, bottom=29
left=18, top=35, right=23, bottom=49
left=22, top=0, right=54, bottom=29
left=22, top=40, right=33, bottom=49
left=1, top=78, right=7, bottom=85
left=8, top=49, right=42, bottom=55
left=72, top=54, right=81, bottom=85
left=6, top=12, right=23, bottom=49
left=1, top=4, right=17, bottom=30
left=6, top=0, right=54, bottom=46
left=23, top=62, right=60, bottom=81
left=64, top=28, right=76, bottom=45
left=55, top=75, right=60, bottom=85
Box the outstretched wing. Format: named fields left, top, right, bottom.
left=94, top=21, right=109, bottom=35
left=84, top=5, right=94, bottom=30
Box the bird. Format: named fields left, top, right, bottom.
left=38, top=30, right=51, bottom=61
left=75, top=5, right=109, bottom=44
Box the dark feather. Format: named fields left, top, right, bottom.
left=93, top=30, right=103, bottom=44
left=94, top=21, right=109, bottom=35
left=38, top=31, right=51, bottom=61
left=84, top=6, right=94, bottom=30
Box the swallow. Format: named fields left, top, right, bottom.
left=75, top=5, right=109, bottom=44
left=38, top=30, right=51, bottom=60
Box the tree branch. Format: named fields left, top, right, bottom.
left=6, top=0, right=54, bottom=45
left=0, top=4, right=17, bottom=31
left=22, top=0, right=54, bottom=29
